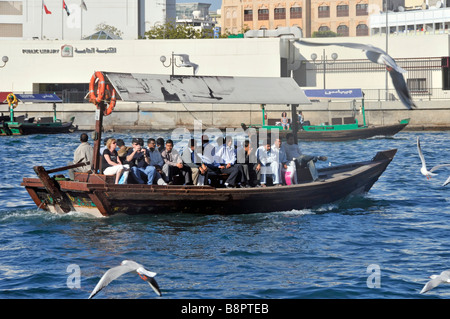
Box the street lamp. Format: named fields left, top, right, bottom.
left=310, top=49, right=338, bottom=89
left=160, top=52, right=199, bottom=76
left=1, top=56, right=9, bottom=68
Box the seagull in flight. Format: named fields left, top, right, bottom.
left=174, top=54, right=199, bottom=75
left=444, top=175, right=450, bottom=187
left=420, top=270, right=450, bottom=294
left=89, top=260, right=162, bottom=299
left=295, top=40, right=417, bottom=110
left=417, top=136, right=450, bottom=180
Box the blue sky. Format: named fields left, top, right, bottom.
left=177, top=0, right=222, bottom=11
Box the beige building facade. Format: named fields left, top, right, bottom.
left=221, top=0, right=384, bottom=37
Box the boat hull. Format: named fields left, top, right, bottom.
left=246, top=121, right=409, bottom=142
left=22, top=149, right=397, bottom=217
left=0, top=121, right=76, bottom=136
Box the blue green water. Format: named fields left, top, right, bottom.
left=0, top=131, right=449, bottom=299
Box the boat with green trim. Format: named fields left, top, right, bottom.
left=0, top=93, right=77, bottom=136
left=241, top=89, right=410, bottom=142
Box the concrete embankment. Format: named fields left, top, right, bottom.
left=1, top=99, right=449, bottom=132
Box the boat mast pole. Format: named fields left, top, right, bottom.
left=290, top=104, right=299, bottom=144
left=92, top=102, right=105, bottom=173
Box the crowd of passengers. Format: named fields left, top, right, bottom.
left=72, top=132, right=327, bottom=187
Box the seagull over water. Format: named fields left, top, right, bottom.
left=420, top=270, right=450, bottom=294
left=89, top=260, right=162, bottom=299
left=417, top=136, right=450, bottom=181
left=295, top=40, right=417, bottom=110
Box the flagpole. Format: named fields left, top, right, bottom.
left=41, top=0, right=44, bottom=40
left=81, top=5, right=83, bottom=40
left=62, top=0, right=64, bottom=40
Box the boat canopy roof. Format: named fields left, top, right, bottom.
left=304, top=88, right=363, bottom=99
left=12, top=93, right=62, bottom=103
left=103, top=72, right=311, bottom=105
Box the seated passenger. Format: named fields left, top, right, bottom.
left=181, top=138, right=207, bottom=185
left=146, top=138, right=167, bottom=185
left=126, top=138, right=155, bottom=185
left=214, top=136, right=247, bottom=188
left=161, top=139, right=192, bottom=185
left=102, top=138, right=129, bottom=184
left=257, top=140, right=281, bottom=187
left=281, top=133, right=327, bottom=182
left=240, top=140, right=260, bottom=187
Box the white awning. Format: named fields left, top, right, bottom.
left=103, top=72, right=311, bottom=105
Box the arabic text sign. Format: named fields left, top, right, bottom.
left=15, top=94, right=62, bottom=103
left=304, top=89, right=363, bottom=99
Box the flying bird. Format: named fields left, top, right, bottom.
left=89, top=260, right=162, bottom=299
left=174, top=54, right=199, bottom=75
left=417, top=136, right=450, bottom=179
left=295, top=40, right=417, bottom=109
left=443, top=175, right=450, bottom=187
left=420, top=270, right=450, bottom=294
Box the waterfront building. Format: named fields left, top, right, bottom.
left=0, top=0, right=176, bottom=40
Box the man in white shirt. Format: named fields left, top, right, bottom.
left=214, top=136, right=247, bottom=188
left=257, top=140, right=282, bottom=187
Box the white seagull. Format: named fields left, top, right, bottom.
left=417, top=136, right=450, bottom=179
left=420, top=270, right=450, bottom=294
left=174, top=54, right=199, bottom=75
left=443, top=175, right=450, bottom=187
left=295, top=40, right=417, bottom=110
left=89, top=260, right=162, bottom=299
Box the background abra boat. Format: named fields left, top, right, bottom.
left=21, top=72, right=397, bottom=217
left=242, top=89, right=410, bottom=142
left=0, top=93, right=77, bottom=136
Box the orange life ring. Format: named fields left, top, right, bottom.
left=89, top=71, right=105, bottom=105
left=103, top=84, right=116, bottom=116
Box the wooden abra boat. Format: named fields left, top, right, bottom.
left=22, top=149, right=396, bottom=217
left=1, top=93, right=77, bottom=136
left=242, top=89, right=409, bottom=142
left=21, top=72, right=397, bottom=217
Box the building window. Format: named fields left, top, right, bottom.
left=407, top=78, right=427, bottom=93
left=274, top=8, right=286, bottom=20
left=0, top=24, right=23, bottom=37
left=337, top=5, right=349, bottom=17
left=244, top=9, right=253, bottom=21
left=318, top=26, right=330, bottom=32
left=356, top=3, right=368, bottom=16
left=318, top=5, right=330, bottom=18
left=356, top=23, right=368, bottom=36
left=290, top=7, right=302, bottom=19
left=442, top=57, right=450, bottom=90
left=337, top=24, right=349, bottom=36
left=0, top=1, right=22, bottom=15
left=258, top=9, right=269, bottom=20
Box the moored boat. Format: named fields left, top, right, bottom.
left=0, top=93, right=77, bottom=136
left=241, top=89, right=410, bottom=142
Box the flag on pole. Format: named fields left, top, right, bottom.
left=63, top=0, right=70, bottom=16
left=43, top=1, right=52, bottom=14
left=80, top=0, right=87, bottom=11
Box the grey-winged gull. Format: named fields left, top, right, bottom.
left=420, top=270, right=450, bottom=294
left=89, top=260, right=162, bottom=298
left=295, top=40, right=417, bottom=110
left=417, top=136, right=450, bottom=179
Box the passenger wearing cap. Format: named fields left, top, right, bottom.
left=126, top=138, right=156, bottom=185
